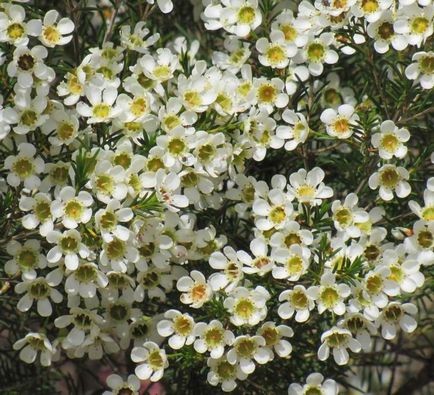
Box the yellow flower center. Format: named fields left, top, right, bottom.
left=320, top=286, right=339, bottom=308
left=257, top=84, right=277, bottom=103
left=266, top=45, right=286, bottom=65
left=281, top=24, right=297, bottom=42
left=173, top=315, right=193, bottom=336
left=93, top=104, right=110, bottom=119
left=286, top=256, right=304, bottom=275
left=365, top=274, right=383, bottom=295
left=361, top=0, right=379, bottom=13
left=419, top=55, right=434, bottom=75
left=410, top=17, right=429, bottom=34
left=291, top=289, right=308, bottom=309
left=130, top=97, right=148, bottom=117
left=64, top=200, right=84, bottom=220
left=334, top=207, right=352, bottom=227
left=238, top=6, right=256, bottom=24
left=7, top=23, right=24, bottom=40
left=43, top=25, right=61, bottom=44
left=12, top=158, right=34, bottom=178
left=380, top=134, right=399, bottom=152
left=269, top=206, right=286, bottom=224
left=183, top=90, right=202, bottom=108
left=234, top=298, right=255, bottom=319
left=21, top=110, right=38, bottom=126
left=307, top=43, right=325, bottom=62
left=379, top=168, right=400, bottom=188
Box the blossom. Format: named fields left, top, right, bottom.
left=318, top=326, right=362, bottom=365
left=287, top=167, right=333, bottom=206
left=157, top=310, right=196, bottom=349
left=371, top=120, right=410, bottom=159
left=321, top=104, right=359, bottom=139
left=103, top=374, right=141, bottom=395
left=39, top=9, right=74, bottom=47
left=131, top=342, right=168, bottom=381
left=369, top=164, right=411, bottom=201
left=13, top=333, right=55, bottom=366
left=405, top=51, right=434, bottom=89
left=4, top=143, right=44, bottom=189
left=278, top=285, right=316, bottom=322
left=288, top=373, right=339, bottom=395
left=177, top=270, right=212, bottom=308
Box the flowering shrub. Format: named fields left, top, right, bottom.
left=0, top=0, right=433, bottom=394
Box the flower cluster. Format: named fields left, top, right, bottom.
left=0, top=0, right=432, bottom=393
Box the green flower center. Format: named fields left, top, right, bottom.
left=109, top=303, right=129, bottom=321
left=379, top=168, right=400, bottom=188
left=419, top=55, right=434, bottom=74
left=365, top=274, right=383, bottom=295
left=234, top=298, right=255, bottom=319
left=307, top=43, right=325, bottom=62
left=198, top=144, right=216, bottom=162
left=173, top=315, right=193, bottom=336
left=20, top=110, right=37, bottom=126
left=17, top=249, right=38, bottom=270
left=325, top=332, right=350, bottom=347
left=64, top=200, right=84, bottom=220
left=168, top=138, right=186, bottom=155
left=75, top=263, right=97, bottom=283
left=216, top=360, right=236, bottom=380
left=34, top=200, right=51, bottom=222
left=13, top=158, right=34, bottom=178
left=148, top=350, right=164, bottom=370
left=96, top=174, right=114, bottom=194
left=334, top=207, right=352, bottom=227
left=60, top=235, right=79, bottom=253
left=417, top=230, right=433, bottom=248
left=29, top=279, right=50, bottom=299
left=291, top=289, right=308, bottom=309
left=236, top=338, right=256, bottom=358
left=238, top=6, right=256, bottom=24
left=381, top=134, right=399, bottom=152
left=204, top=327, right=224, bottom=348
left=106, top=238, right=126, bottom=259
left=286, top=256, right=304, bottom=275
left=410, top=17, right=429, bottom=34
left=320, top=286, right=339, bottom=308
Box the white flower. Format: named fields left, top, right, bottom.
left=276, top=110, right=309, bottom=151
left=16, top=276, right=63, bottom=317
left=19, top=192, right=54, bottom=236
left=331, top=193, right=369, bottom=239
left=404, top=220, right=434, bottom=265
left=301, top=33, right=339, bottom=76
left=394, top=4, right=433, bottom=47
left=157, top=309, right=196, bottom=349
left=256, top=31, right=297, bottom=69
left=272, top=244, right=311, bottom=281
left=120, top=21, right=160, bottom=53
left=257, top=322, right=293, bottom=358
left=367, top=11, right=408, bottom=53
left=371, top=120, right=410, bottom=159
left=209, top=246, right=244, bottom=292
left=65, top=261, right=108, bottom=298
left=155, top=169, right=189, bottom=211
left=288, top=372, right=339, bottom=395
left=204, top=0, right=262, bottom=38
left=337, top=312, right=377, bottom=351
left=207, top=355, right=247, bottom=392
left=5, top=239, right=47, bottom=280
left=95, top=199, right=133, bottom=242
left=4, top=143, right=44, bottom=189
left=39, top=9, right=74, bottom=47
left=13, top=333, right=54, bottom=366
left=362, top=265, right=400, bottom=318
left=320, top=104, right=358, bottom=139
left=2, top=91, right=48, bottom=134
left=287, top=167, right=333, bottom=206
left=46, top=229, right=90, bottom=270
left=253, top=180, right=293, bottom=231
left=0, top=4, right=42, bottom=46
left=55, top=307, right=103, bottom=348
left=91, top=160, right=129, bottom=204
left=224, top=285, right=270, bottom=326
left=7, top=45, right=54, bottom=88
left=131, top=341, right=168, bottom=382
left=309, top=271, right=351, bottom=315
left=177, top=270, right=212, bottom=308
left=405, top=51, right=434, bottom=89
left=237, top=238, right=274, bottom=275
left=51, top=186, right=93, bottom=229
left=278, top=285, right=316, bottom=322
left=76, top=86, right=121, bottom=123
left=318, top=326, right=361, bottom=365
left=194, top=319, right=234, bottom=358
left=103, top=374, right=141, bottom=395
left=227, top=335, right=270, bottom=374
left=369, top=164, right=411, bottom=201
left=140, top=48, right=179, bottom=82
left=254, top=77, right=289, bottom=113
left=376, top=302, right=418, bottom=339
left=100, top=236, right=139, bottom=273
